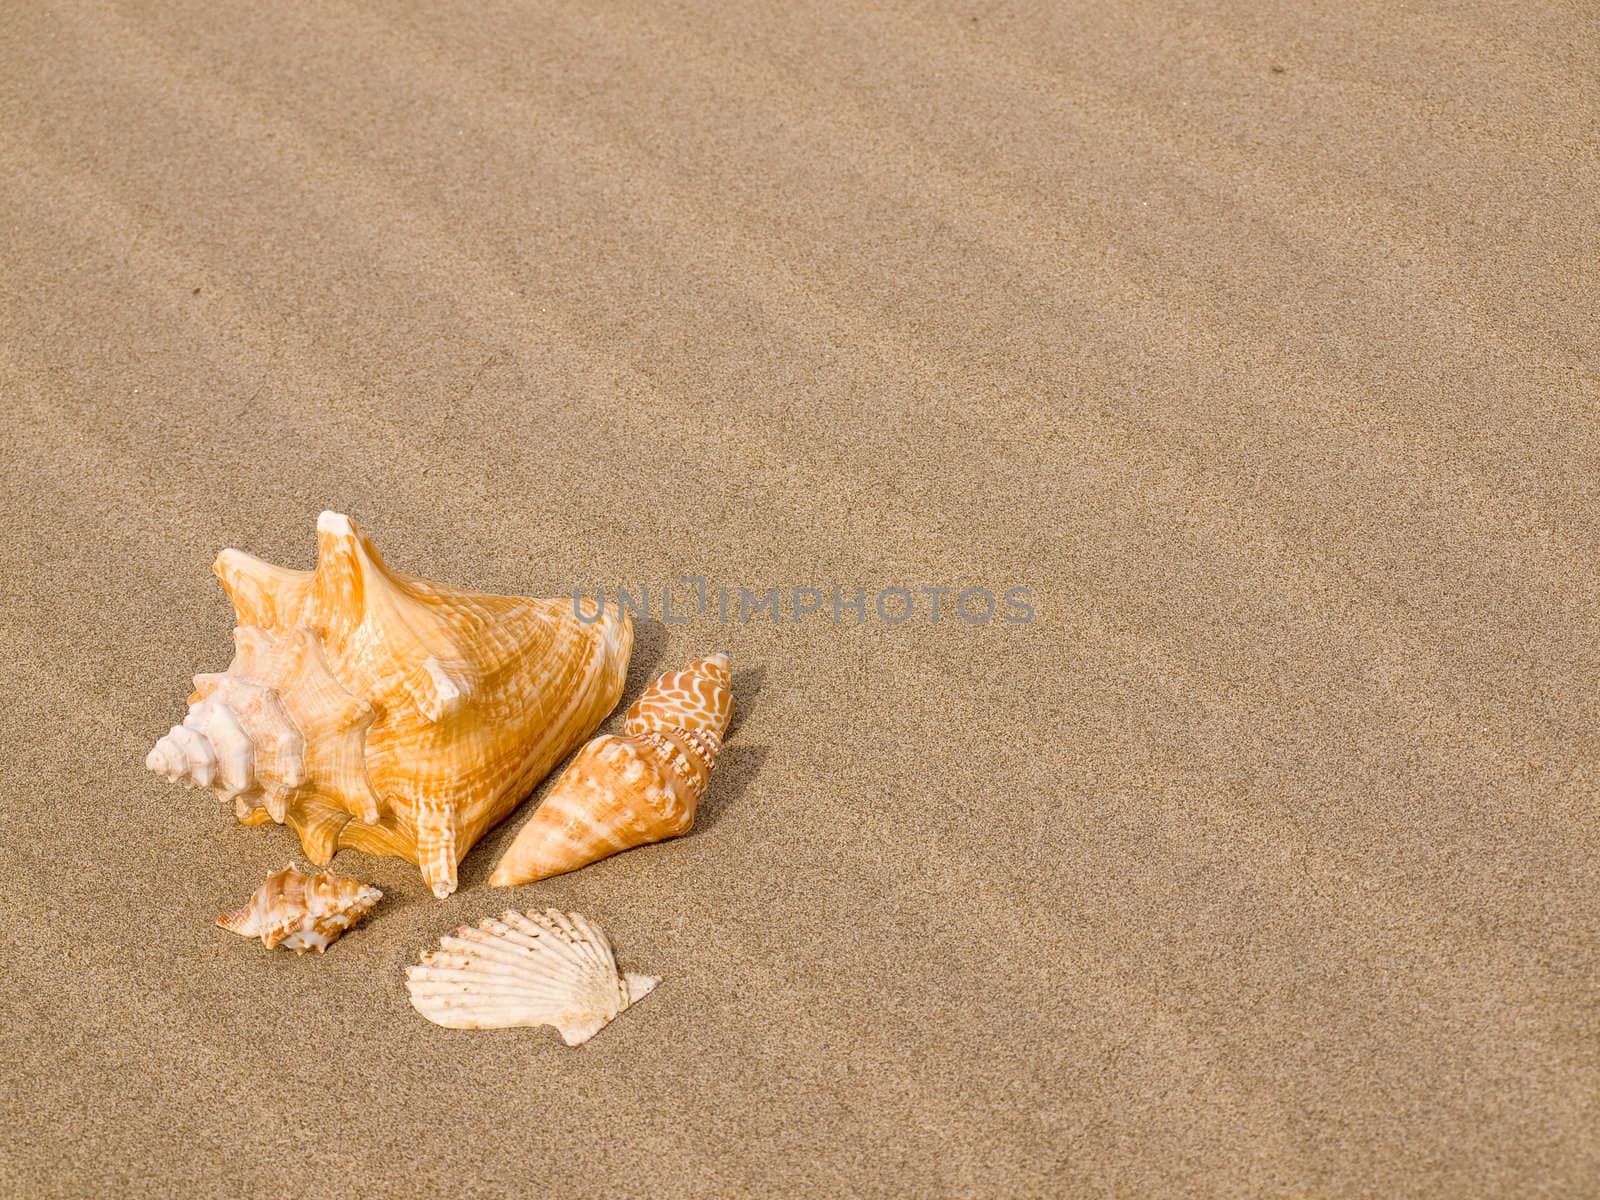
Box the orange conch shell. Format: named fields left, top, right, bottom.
left=147, top=512, right=633, bottom=898
left=217, top=864, right=382, bottom=953
left=489, top=653, right=732, bottom=885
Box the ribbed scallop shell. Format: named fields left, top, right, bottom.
left=145, top=512, right=634, bottom=898
left=405, top=909, right=658, bottom=1046
left=487, top=653, right=733, bottom=886
left=217, top=864, right=382, bottom=953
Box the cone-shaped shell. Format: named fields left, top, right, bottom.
left=489, top=653, right=731, bottom=885
left=405, top=909, right=658, bottom=1045
left=147, top=512, right=634, bottom=898
left=218, top=864, right=382, bottom=953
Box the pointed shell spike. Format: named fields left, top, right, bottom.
left=404, top=909, right=657, bottom=1045
left=488, top=654, right=734, bottom=886
left=213, top=548, right=312, bottom=634
left=145, top=511, right=634, bottom=898
left=217, top=864, right=382, bottom=953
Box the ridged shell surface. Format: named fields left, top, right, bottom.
left=146, top=512, right=634, bottom=898
left=217, top=864, right=382, bottom=953
left=405, top=909, right=658, bottom=1046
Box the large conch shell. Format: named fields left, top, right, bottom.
left=146, top=512, right=633, bottom=898
left=217, top=863, right=382, bottom=953
left=489, top=653, right=732, bottom=886
left=405, top=909, right=659, bottom=1045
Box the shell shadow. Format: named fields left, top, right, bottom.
left=463, top=792, right=549, bottom=890
left=695, top=742, right=770, bottom=833
left=726, top=663, right=765, bottom=740
left=623, top=619, right=670, bottom=699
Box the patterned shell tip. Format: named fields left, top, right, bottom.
left=488, top=654, right=736, bottom=885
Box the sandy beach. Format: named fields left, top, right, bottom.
left=2, top=1, right=1595, bottom=1195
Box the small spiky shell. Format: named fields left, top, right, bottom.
left=146, top=512, right=634, bottom=898
left=405, top=909, right=658, bottom=1046
left=487, top=653, right=733, bottom=886
left=217, top=864, right=382, bottom=953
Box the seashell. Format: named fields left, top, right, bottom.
left=217, top=863, right=382, bottom=953
left=405, top=909, right=658, bottom=1045
left=146, top=511, right=634, bottom=898
left=488, top=653, right=732, bottom=886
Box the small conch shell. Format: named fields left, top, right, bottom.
left=405, top=909, right=658, bottom=1046
left=146, top=511, right=634, bottom=898
left=217, top=864, right=382, bottom=953
left=488, top=653, right=733, bottom=886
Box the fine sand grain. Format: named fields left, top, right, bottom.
left=1, top=2, right=1596, bottom=1196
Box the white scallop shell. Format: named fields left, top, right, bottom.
left=405, top=909, right=659, bottom=1046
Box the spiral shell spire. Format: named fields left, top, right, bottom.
left=488, top=653, right=733, bottom=885
left=145, top=512, right=633, bottom=898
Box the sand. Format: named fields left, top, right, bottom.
left=1, top=1, right=1595, bottom=1196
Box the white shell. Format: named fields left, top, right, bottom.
left=405, top=909, right=658, bottom=1046
left=217, top=863, right=382, bottom=953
